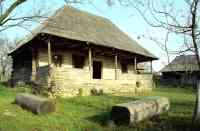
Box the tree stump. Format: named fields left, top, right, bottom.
left=15, top=93, right=55, bottom=115
left=111, top=96, right=170, bottom=125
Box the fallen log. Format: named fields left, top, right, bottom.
left=111, top=96, right=169, bottom=125
left=15, top=93, right=55, bottom=115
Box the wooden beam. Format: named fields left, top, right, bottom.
left=115, top=51, right=118, bottom=80
left=88, top=44, right=92, bottom=79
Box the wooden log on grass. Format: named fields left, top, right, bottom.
left=15, top=93, right=55, bottom=115
left=111, top=96, right=169, bottom=125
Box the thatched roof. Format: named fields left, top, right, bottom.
left=9, top=6, right=157, bottom=60
left=161, top=55, right=199, bottom=72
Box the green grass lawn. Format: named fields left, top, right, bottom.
left=0, top=84, right=197, bottom=131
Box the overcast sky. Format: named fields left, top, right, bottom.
left=1, top=0, right=189, bottom=71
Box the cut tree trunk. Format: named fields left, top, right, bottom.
left=15, top=93, right=55, bottom=115
left=111, top=96, right=170, bottom=125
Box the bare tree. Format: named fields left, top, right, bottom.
left=0, top=37, right=15, bottom=81
left=0, top=0, right=51, bottom=83
left=0, top=0, right=50, bottom=32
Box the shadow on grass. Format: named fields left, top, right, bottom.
left=87, top=112, right=200, bottom=131
left=85, top=104, right=199, bottom=131
left=86, top=111, right=111, bottom=126
left=163, top=115, right=200, bottom=131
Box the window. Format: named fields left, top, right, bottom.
left=53, top=55, right=62, bottom=67
left=72, top=54, right=85, bottom=68
left=121, top=62, right=128, bottom=73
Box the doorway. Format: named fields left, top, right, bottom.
left=93, top=61, right=102, bottom=79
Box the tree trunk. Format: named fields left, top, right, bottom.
left=111, top=96, right=170, bottom=125
left=190, top=0, right=200, bottom=125
left=15, top=93, right=55, bottom=115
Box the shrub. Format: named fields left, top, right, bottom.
left=136, top=81, right=141, bottom=88
left=91, top=88, right=104, bottom=96
left=78, top=88, right=83, bottom=96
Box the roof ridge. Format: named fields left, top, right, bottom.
left=62, top=5, right=112, bottom=22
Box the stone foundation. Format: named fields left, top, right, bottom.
left=52, top=74, right=153, bottom=97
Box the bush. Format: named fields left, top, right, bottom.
left=78, top=88, right=83, bottom=96
left=136, top=81, right=141, bottom=88
left=91, top=88, right=104, bottom=96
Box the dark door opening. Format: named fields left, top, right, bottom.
left=93, top=61, right=102, bottom=79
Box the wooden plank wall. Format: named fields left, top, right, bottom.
left=11, top=41, right=153, bottom=97
left=34, top=47, right=153, bottom=97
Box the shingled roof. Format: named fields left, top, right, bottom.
left=161, top=55, right=200, bottom=72
left=9, top=6, right=157, bottom=60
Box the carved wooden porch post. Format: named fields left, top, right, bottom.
left=48, top=40, right=52, bottom=66
left=88, top=42, right=92, bottom=80
left=31, top=50, right=37, bottom=81
left=115, top=50, right=118, bottom=80
left=134, top=57, right=137, bottom=73
left=47, top=39, right=53, bottom=96
left=150, top=60, right=153, bottom=73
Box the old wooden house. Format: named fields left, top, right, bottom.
left=9, top=6, right=157, bottom=97
left=160, top=55, right=200, bottom=87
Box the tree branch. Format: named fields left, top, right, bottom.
left=0, top=0, right=26, bottom=25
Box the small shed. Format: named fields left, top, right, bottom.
left=160, top=55, right=200, bottom=86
